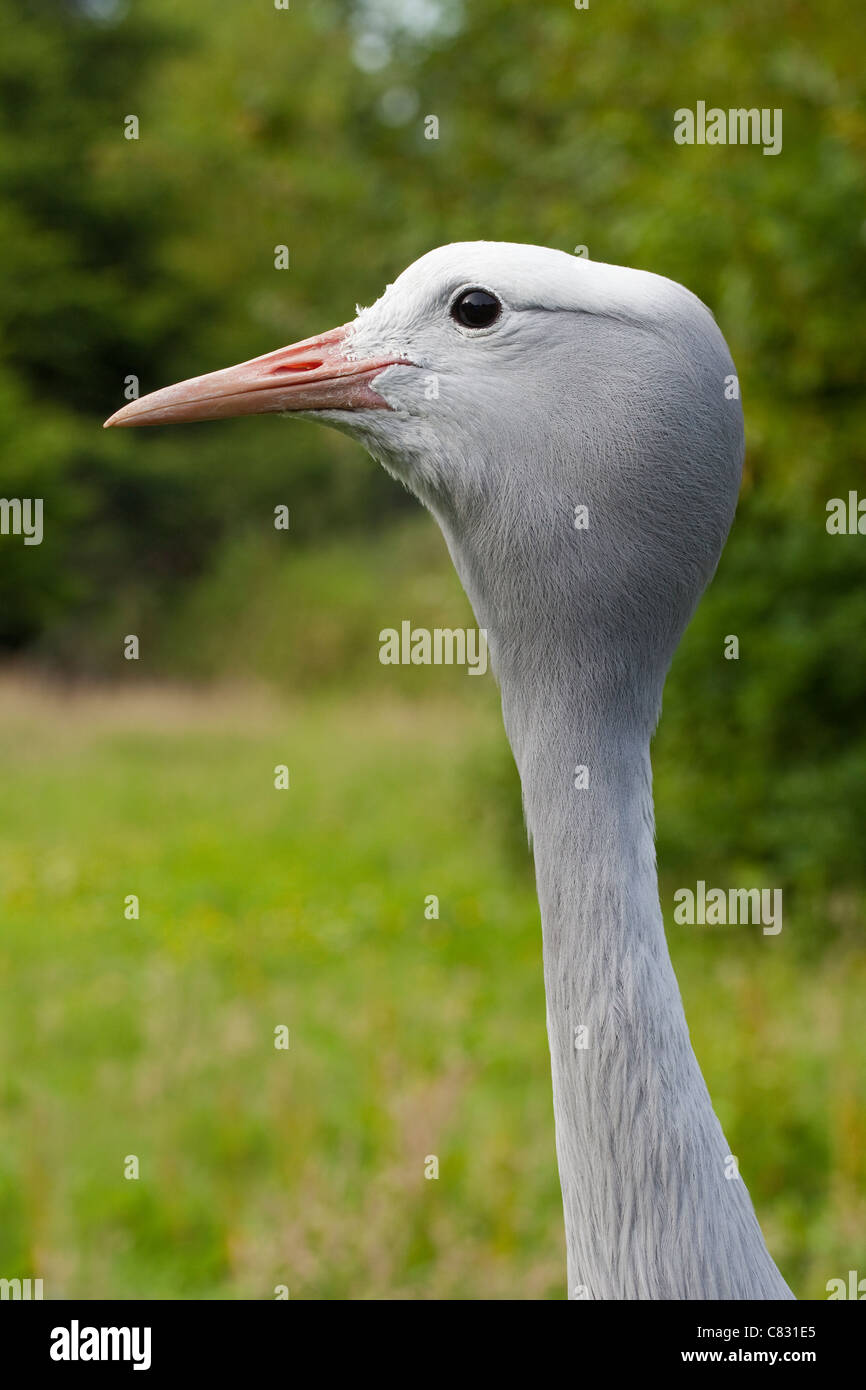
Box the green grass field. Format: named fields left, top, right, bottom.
left=0, top=666, right=862, bottom=1298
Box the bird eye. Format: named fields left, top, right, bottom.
left=451, top=288, right=502, bottom=329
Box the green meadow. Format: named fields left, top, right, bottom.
left=0, top=521, right=862, bottom=1300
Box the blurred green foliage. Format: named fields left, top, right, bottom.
left=1, top=0, right=864, bottom=636
left=1, top=0, right=864, bottom=897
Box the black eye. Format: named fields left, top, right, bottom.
left=451, top=288, right=501, bottom=329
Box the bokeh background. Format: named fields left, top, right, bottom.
left=0, top=0, right=864, bottom=1298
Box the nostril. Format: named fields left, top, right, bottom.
left=270, top=359, right=324, bottom=374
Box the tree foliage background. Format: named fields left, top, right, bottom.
left=2, top=0, right=863, bottom=905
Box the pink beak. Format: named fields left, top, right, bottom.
left=103, top=324, right=409, bottom=428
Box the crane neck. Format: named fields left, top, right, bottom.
left=498, top=670, right=792, bottom=1299
left=430, top=497, right=791, bottom=1298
